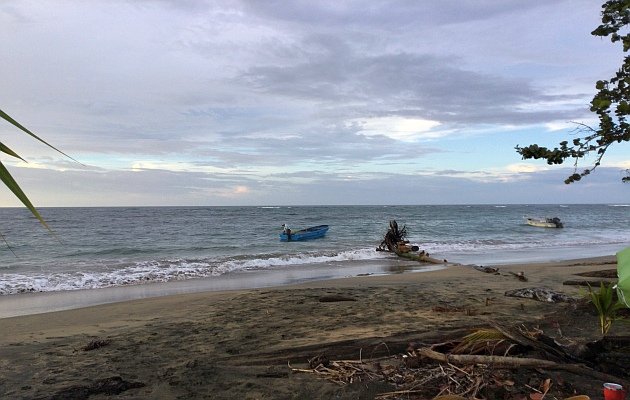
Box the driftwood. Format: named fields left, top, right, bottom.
left=415, top=347, right=629, bottom=386
left=504, top=287, right=575, bottom=303
left=396, top=251, right=447, bottom=264
left=378, top=220, right=407, bottom=252
left=490, top=324, right=580, bottom=363
left=472, top=265, right=499, bottom=274
left=563, top=279, right=615, bottom=287
left=377, top=220, right=447, bottom=264
left=292, top=324, right=630, bottom=399
left=574, top=269, right=618, bottom=278
left=508, top=271, right=528, bottom=282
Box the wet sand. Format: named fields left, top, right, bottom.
left=0, top=255, right=621, bottom=399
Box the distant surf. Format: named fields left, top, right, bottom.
left=0, top=204, right=626, bottom=296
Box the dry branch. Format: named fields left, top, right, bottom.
left=415, top=347, right=629, bottom=386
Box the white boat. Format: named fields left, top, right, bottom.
left=525, top=217, right=563, bottom=228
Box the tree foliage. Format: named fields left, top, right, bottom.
left=516, top=0, right=630, bottom=184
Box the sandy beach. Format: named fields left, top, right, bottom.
left=1, top=255, right=626, bottom=399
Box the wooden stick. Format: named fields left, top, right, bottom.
left=415, top=347, right=630, bottom=386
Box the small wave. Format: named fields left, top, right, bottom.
left=421, top=236, right=628, bottom=254
left=70, top=247, right=159, bottom=257
left=0, top=248, right=383, bottom=295
left=609, top=204, right=629, bottom=207
left=222, top=248, right=382, bottom=271
left=0, top=260, right=220, bottom=295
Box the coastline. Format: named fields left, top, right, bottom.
left=0, top=254, right=622, bottom=399
left=0, top=254, right=615, bottom=319
left=0, top=258, right=447, bottom=319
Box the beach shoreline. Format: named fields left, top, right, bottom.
left=0, top=255, right=615, bottom=319
left=0, top=258, right=448, bottom=319
left=1, top=254, right=623, bottom=399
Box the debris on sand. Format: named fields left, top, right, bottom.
left=504, top=287, right=575, bottom=303
left=82, top=339, right=111, bottom=351
left=292, top=323, right=629, bottom=399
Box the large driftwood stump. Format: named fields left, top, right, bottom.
left=377, top=220, right=447, bottom=264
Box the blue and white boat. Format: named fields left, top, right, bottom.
left=279, top=225, right=329, bottom=241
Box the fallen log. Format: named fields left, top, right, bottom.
left=574, top=269, right=618, bottom=278
left=414, top=347, right=630, bottom=386
left=563, top=279, right=616, bottom=287
left=490, top=323, right=581, bottom=363
left=472, top=265, right=499, bottom=274
left=396, top=250, right=447, bottom=264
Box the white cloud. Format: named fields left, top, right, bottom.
left=351, top=116, right=442, bottom=141
left=214, top=185, right=251, bottom=198
left=130, top=161, right=227, bottom=174
left=544, top=118, right=598, bottom=131
left=544, top=121, right=576, bottom=131
left=504, top=163, right=549, bottom=173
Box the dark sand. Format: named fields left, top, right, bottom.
left=0, top=256, right=625, bottom=399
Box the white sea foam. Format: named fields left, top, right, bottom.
left=422, top=235, right=628, bottom=254
left=0, top=248, right=384, bottom=295
left=222, top=248, right=381, bottom=271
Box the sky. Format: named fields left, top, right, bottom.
left=1, top=0, right=629, bottom=206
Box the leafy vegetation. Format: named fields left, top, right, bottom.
left=0, top=108, right=75, bottom=230
left=516, top=0, right=630, bottom=184
left=588, top=281, right=625, bottom=335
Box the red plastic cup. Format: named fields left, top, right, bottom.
left=603, top=383, right=627, bottom=400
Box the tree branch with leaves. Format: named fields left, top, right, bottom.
left=516, top=0, right=630, bottom=184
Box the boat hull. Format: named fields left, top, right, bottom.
left=279, top=225, right=329, bottom=241
left=525, top=218, right=563, bottom=228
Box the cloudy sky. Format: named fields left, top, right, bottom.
left=1, top=0, right=628, bottom=206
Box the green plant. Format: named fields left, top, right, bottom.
left=516, top=0, right=630, bottom=184
left=588, top=281, right=626, bottom=335
left=0, top=108, right=76, bottom=231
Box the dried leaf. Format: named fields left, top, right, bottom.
left=542, top=378, right=552, bottom=393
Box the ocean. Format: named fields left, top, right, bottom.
left=0, top=204, right=627, bottom=300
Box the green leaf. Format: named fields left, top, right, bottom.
left=589, top=281, right=625, bottom=335
left=0, top=160, right=50, bottom=231
left=0, top=142, right=26, bottom=162
left=0, top=108, right=81, bottom=164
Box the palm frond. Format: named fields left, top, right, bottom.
left=0, top=142, right=26, bottom=162
left=451, top=328, right=507, bottom=354
left=0, top=160, right=50, bottom=231
left=0, top=108, right=81, bottom=164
